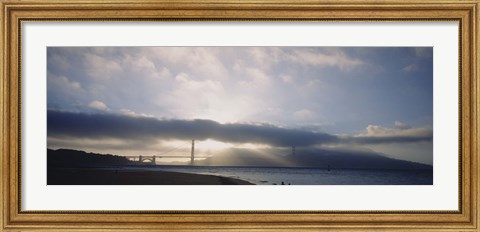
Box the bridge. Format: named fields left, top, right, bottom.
left=126, top=140, right=300, bottom=166
left=126, top=140, right=208, bottom=165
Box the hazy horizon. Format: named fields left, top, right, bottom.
left=47, top=47, right=433, bottom=165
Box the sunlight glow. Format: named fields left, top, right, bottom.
left=235, top=143, right=272, bottom=149
left=196, top=139, right=231, bottom=151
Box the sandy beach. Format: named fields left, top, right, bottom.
left=47, top=168, right=254, bottom=185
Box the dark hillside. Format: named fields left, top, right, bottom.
left=48, top=148, right=134, bottom=168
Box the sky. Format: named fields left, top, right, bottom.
left=47, top=47, right=433, bottom=165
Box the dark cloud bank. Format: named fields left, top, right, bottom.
left=48, top=110, right=432, bottom=147
left=48, top=110, right=433, bottom=169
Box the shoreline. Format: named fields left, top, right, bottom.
left=47, top=167, right=254, bottom=185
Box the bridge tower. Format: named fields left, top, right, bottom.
left=139, top=155, right=143, bottom=162
left=292, top=146, right=296, bottom=156
left=152, top=155, right=156, bottom=164
left=190, top=139, right=195, bottom=165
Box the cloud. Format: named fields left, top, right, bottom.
left=149, top=47, right=229, bottom=80
left=119, top=109, right=153, bottom=118
left=88, top=100, right=109, bottom=111
left=47, top=47, right=372, bottom=123
left=394, top=120, right=412, bottom=130
left=293, top=109, right=316, bottom=121
left=47, top=53, right=71, bottom=71
left=288, top=48, right=364, bottom=71
left=122, top=54, right=171, bottom=79
left=402, top=64, right=419, bottom=72
left=47, top=73, right=87, bottom=110
left=47, top=110, right=337, bottom=147
left=48, top=74, right=82, bottom=91
left=84, top=53, right=122, bottom=79
left=168, top=72, right=226, bottom=118
left=46, top=47, right=431, bottom=131
left=238, top=67, right=271, bottom=87
left=247, top=47, right=283, bottom=69
left=280, top=74, right=293, bottom=83
left=48, top=110, right=433, bottom=148
left=363, top=124, right=430, bottom=137
left=344, top=123, right=432, bottom=144
left=174, top=73, right=224, bottom=92
left=414, top=47, right=432, bottom=58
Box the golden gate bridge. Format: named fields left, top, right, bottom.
left=125, top=139, right=299, bottom=166
left=125, top=140, right=209, bottom=165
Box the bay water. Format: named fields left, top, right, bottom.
left=125, top=165, right=433, bottom=185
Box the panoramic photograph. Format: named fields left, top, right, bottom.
left=47, top=47, right=433, bottom=185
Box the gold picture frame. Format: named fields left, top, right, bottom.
left=1, top=0, right=478, bottom=231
